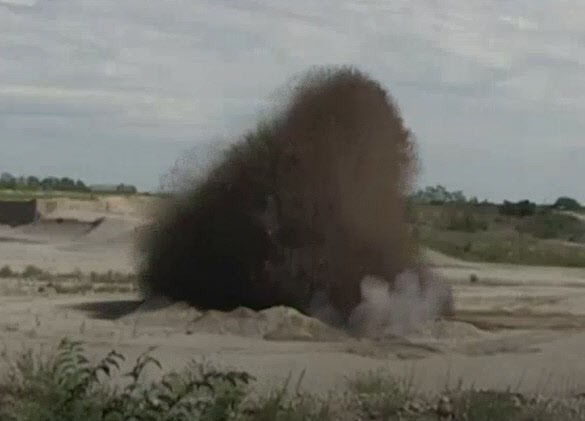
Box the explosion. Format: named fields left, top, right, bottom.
left=139, top=66, right=453, bottom=331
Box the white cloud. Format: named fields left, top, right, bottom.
left=0, top=0, right=584, bottom=199
left=0, top=0, right=37, bottom=6
left=499, top=15, right=539, bottom=31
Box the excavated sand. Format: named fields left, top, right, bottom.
left=121, top=299, right=348, bottom=341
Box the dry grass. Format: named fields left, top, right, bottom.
left=0, top=265, right=136, bottom=295
left=414, top=204, right=585, bottom=267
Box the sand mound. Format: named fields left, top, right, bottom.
left=6, top=213, right=143, bottom=249
left=121, top=299, right=347, bottom=341
left=5, top=218, right=103, bottom=243
left=260, top=306, right=347, bottom=341
left=120, top=297, right=203, bottom=328
left=80, top=217, right=142, bottom=243
left=190, top=306, right=347, bottom=341
left=120, top=298, right=490, bottom=349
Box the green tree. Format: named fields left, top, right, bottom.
left=499, top=200, right=536, bottom=217
left=75, top=179, right=89, bottom=192
left=41, top=177, right=58, bottom=191
left=26, top=176, right=41, bottom=190
left=553, top=197, right=581, bottom=211
left=0, top=172, right=16, bottom=189
left=58, top=177, right=76, bottom=191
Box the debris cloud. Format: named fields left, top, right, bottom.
left=139, top=66, right=453, bottom=332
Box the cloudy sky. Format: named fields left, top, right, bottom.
left=1, top=0, right=584, bottom=202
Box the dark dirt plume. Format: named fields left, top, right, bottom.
left=139, top=66, right=453, bottom=327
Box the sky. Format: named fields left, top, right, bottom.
left=1, top=0, right=584, bottom=202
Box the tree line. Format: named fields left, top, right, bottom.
left=0, top=172, right=90, bottom=192
left=411, top=184, right=581, bottom=215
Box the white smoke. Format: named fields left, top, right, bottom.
left=311, top=269, right=453, bottom=338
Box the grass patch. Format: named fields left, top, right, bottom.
left=527, top=213, right=585, bottom=242
left=419, top=227, right=585, bottom=267
left=2, top=341, right=585, bottom=420
left=0, top=190, right=99, bottom=201
left=22, top=265, right=47, bottom=279
left=89, top=271, right=137, bottom=284
left=0, top=265, right=137, bottom=295
left=413, top=204, right=585, bottom=266
left=346, top=370, right=413, bottom=419
left=0, top=265, right=136, bottom=283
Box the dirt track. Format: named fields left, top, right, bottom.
left=2, top=198, right=585, bottom=396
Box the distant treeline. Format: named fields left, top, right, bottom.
left=0, top=172, right=137, bottom=194
left=0, top=172, right=89, bottom=192
left=411, top=185, right=581, bottom=214
left=410, top=185, right=490, bottom=206
left=499, top=197, right=582, bottom=217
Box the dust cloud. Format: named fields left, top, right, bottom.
left=139, top=65, right=453, bottom=335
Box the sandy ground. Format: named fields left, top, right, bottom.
left=2, top=197, right=585, bottom=396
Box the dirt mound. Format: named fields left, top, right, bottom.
left=5, top=218, right=103, bottom=243
left=122, top=299, right=346, bottom=341
left=188, top=306, right=347, bottom=341
left=261, top=306, right=347, bottom=341
left=120, top=297, right=203, bottom=328
left=80, top=217, right=142, bottom=244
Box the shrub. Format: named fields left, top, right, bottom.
left=0, top=339, right=254, bottom=421
left=346, top=370, right=411, bottom=419
left=21, top=265, right=46, bottom=279
left=0, top=265, right=15, bottom=278
left=553, top=197, right=581, bottom=211
left=445, top=208, right=488, bottom=233
left=499, top=200, right=537, bottom=217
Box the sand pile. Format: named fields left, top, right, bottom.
left=119, top=297, right=203, bottom=328
left=120, top=298, right=492, bottom=350
left=121, top=298, right=347, bottom=341
left=192, top=306, right=347, bottom=341
left=2, top=218, right=103, bottom=243
left=80, top=217, right=142, bottom=244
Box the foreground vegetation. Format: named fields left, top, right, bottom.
left=1, top=339, right=585, bottom=420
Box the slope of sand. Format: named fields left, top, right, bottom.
left=3, top=197, right=585, bottom=395
left=0, top=196, right=149, bottom=272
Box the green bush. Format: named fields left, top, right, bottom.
left=0, top=339, right=253, bottom=421
left=528, top=213, right=585, bottom=241
left=499, top=200, right=537, bottom=217
left=554, top=197, right=581, bottom=211
left=0, top=265, right=15, bottom=278
left=445, top=208, right=488, bottom=233
left=21, top=265, right=47, bottom=279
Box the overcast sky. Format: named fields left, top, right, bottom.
left=1, top=0, right=584, bottom=202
